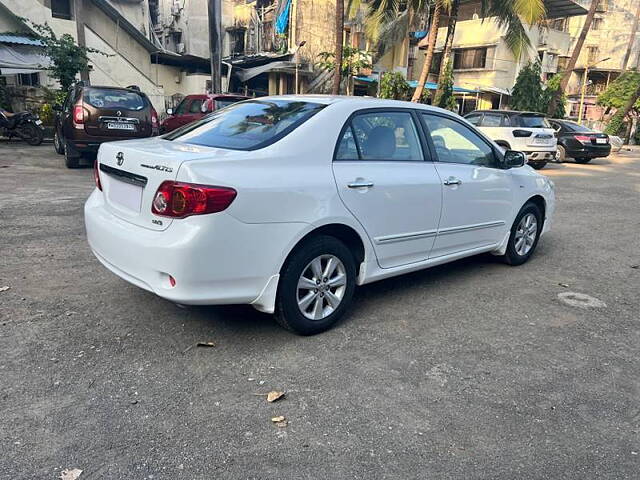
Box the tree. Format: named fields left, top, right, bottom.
left=543, top=74, right=566, bottom=118
left=547, top=0, right=600, bottom=115
left=510, top=61, right=545, bottom=112
left=597, top=70, right=640, bottom=136
left=25, top=21, right=107, bottom=91
left=433, top=60, right=457, bottom=111
left=318, top=46, right=373, bottom=95
left=379, top=71, right=412, bottom=100
left=434, top=0, right=459, bottom=100
left=333, top=0, right=345, bottom=94
left=411, top=0, right=447, bottom=102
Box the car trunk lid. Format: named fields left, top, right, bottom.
left=97, top=139, right=228, bottom=231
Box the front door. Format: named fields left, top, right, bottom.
left=420, top=112, right=514, bottom=258
left=332, top=109, right=443, bottom=268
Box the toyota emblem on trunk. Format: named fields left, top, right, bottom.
left=116, top=152, right=124, bottom=166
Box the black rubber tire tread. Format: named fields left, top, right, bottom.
left=529, top=161, right=547, bottom=170
left=274, top=235, right=356, bottom=335
left=502, top=202, right=543, bottom=266
left=574, top=157, right=592, bottom=164
left=54, top=130, right=65, bottom=154
left=64, top=142, right=81, bottom=168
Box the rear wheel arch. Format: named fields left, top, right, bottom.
left=280, top=223, right=366, bottom=278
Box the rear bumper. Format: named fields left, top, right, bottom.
left=84, top=189, right=307, bottom=308
left=524, top=151, right=555, bottom=163
left=565, top=145, right=611, bottom=158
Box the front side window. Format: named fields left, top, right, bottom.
left=174, top=98, right=190, bottom=115
left=422, top=114, right=497, bottom=167
left=189, top=99, right=204, bottom=113
left=336, top=111, right=425, bottom=161
left=165, top=100, right=325, bottom=150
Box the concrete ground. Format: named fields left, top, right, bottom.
left=1, top=141, right=639, bottom=480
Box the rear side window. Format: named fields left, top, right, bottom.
left=562, top=121, right=592, bottom=133
left=165, top=100, right=325, bottom=150
left=84, top=88, right=146, bottom=111
left=336, top=111, right=425, bottom=161
left=216, top=98, right=245, bottom=109
left=516, top=115, right=550, bottom=128
left=481, top=113, right=503, bottom=127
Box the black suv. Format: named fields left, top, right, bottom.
left=53, top=83, right=158, bottom=168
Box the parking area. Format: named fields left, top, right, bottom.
left=1, top=142, right=639, bottom=479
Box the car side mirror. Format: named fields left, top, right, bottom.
left=504, top=150, right=526, bottom=168
left=52, top=104, right=63, bottom=112
left=166, top=108, right=173, bottom=116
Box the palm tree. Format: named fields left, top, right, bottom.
left=547, top=0, right=599, bottom=114
left=413, top=0, right=547, bottom=103
left=434, top=0, right=460, bottom=100
left=333, top=0, right=345, bottom=94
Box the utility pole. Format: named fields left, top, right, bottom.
left=621, top=0, right=640, bottom=71
left=74, top=0, right=90, bottom=82
left=207, top=0, right=222, bottom=93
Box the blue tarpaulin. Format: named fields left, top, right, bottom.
left=275, top=0, right=293, bottom=34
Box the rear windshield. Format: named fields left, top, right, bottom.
left=516, top=115, right=550, bottom=128
left=562, top=121, right=593, bottom=133
left=164, top=100, right=325, bottom=150
left=85, top=88, right=146, bottom=111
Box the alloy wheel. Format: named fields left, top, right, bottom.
left=514, top=213, right=538, bottom=256
left=297, top=254, right=347, bottom=320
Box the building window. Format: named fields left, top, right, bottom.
left=51, top=0, right=72, bottom=20
left=549, top=18, right=567, bottom=32
left=587, top=46, right=599, bottom=65
left=18, top=73, right=40, bottom=87
left=591, top=18, right=604, bottom=31
left=453, top=47, right=487, bottom=70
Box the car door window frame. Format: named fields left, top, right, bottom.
left=333, top=108, right=432, bottom=163
left=418, top=111, right=505, bottom=169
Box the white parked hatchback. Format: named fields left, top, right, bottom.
left=85, top=96, right=555, bottom=334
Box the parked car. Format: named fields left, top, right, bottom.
left=548, top=119, right=611, bottom=163
left=464, top=110, right=557, bottom=169
left=160, top=94, right=249, bottom=133
left=53, top=83, right=159, bottom=168
left=0, top=109, right=44, bottom=145
left=86, top=96, right=555, bottom=335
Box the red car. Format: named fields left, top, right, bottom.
left=160, top=94, right=249, bottom=133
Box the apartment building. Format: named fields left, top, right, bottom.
left=405, top=0, right=589, bottom=112
left=564, top=0, right=640, bottom=120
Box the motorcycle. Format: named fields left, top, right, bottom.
left=0, top=110, right=45, bottom=146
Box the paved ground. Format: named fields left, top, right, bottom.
left=1, top=140, right=639, bottom=480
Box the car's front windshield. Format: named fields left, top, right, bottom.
left=164, top=100, right=325, bottom=150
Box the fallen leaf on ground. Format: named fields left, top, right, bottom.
left=60, top=468, right=82, bottom=480
left=0, top=286, right=10, bottom=292
left=271, top=415, right=285, bottom=423
left=267, top=391, right=285, bottom=403
left=631, top=265, right=639, bottom=269
left=558, top=283, right=569, bottom=288
left=196, top=342, right=215, bottom=347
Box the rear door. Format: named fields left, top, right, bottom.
left=83, top=88, right=151, bottom=138
left=332, top=109, right=443, bottom=268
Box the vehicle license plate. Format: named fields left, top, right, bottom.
left=107, top=122, right=135, bottom=131
left=533, top=138, right=550, bottom=145
left=596, top=138, right=607, bottom=144
left=108, top=178, right=143, bottom=212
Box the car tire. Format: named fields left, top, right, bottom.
left=556, top=145, right=566, bottom=163
left=64, top=142, right=81, bottom=169
left=502, top=202, right=543, bottom=266
left=274, top=235, right=356, bottom=335
left=574, top=157, right=592, bottom=164
left=54, top=130, right=65, bottom=155
left=529, top=161, right=547, bottom=170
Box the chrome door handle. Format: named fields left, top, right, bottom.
left=443, top=177, right=462, bottom=186
left=348, top=181, right=374, bottom=188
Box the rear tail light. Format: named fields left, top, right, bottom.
left=151, top=108, right=158, bottom=128
left=73, top=104, right=87, bottom=125
left=512, top=129, right=532, bottom=137
left=574, top=135, right=592, bottom=144
left=93, top=160, right=102, bottom=191
left=152, top=181, right=237, bottom=218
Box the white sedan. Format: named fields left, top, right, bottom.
left=85, top=96, right=555, bottom=335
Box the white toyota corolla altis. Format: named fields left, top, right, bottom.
left=85, top=96, right=555, bottom=334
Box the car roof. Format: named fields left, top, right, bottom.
left=251, top=95, right=456, bottom=115
left=468, top=109, right=546, bottom=116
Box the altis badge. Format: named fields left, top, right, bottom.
left=141, top=164, right=173, bottom=173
